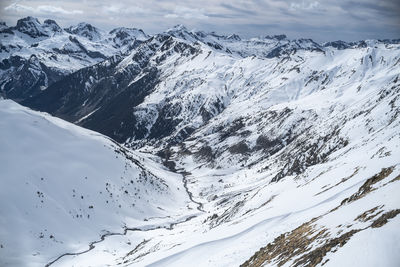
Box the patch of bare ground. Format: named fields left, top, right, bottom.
left=371, top=209, right=400, bottom=228
left=240, top=217, right=329, bottom=267
left=354, top=206, right=384, bottom=222
left=240, top=215, right=359, bottom=267
left=241, top=167, right=400, bottom=267
left=340, top=167, right=394, bottom=206
left=241, top=208, right=400, bottom=267
left=328, top=167, right=395, bottom=213
left=292, top=229, right=360, bottom=267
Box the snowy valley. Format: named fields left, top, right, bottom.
left=0, top=17, right=400, bottom=267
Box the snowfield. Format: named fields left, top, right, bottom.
left=0, top=100, right=194, bottom=266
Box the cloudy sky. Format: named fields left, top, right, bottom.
left=1, top=0, right=399, bottom=42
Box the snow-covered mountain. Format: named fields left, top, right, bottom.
left=21, top=25, right=400, bottom=149
left=0, top=17, right=148, bottom=101
left=1, top=18, right=400, bottom=267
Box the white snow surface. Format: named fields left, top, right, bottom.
left=0, top=100, right=194, bottom=266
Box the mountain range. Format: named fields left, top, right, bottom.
left=0, top=17, right=399, bottom=267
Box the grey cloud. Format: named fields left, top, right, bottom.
left=4, top=3, right=83, bottom=15
left=102, top=5, right=151, bottom=15
left=0, top=0, right=398, bottom=42
left=289, top=1, right=321, bottom=11
left=165, top=6, right=209, bottom=20
left=219, top=3, right=258, bottom=16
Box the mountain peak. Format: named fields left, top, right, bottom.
left=168, top=24, right=188, bottom=32
left=43, top=19, right=62, bottom=33
left=264, top=34, right=287, bottom=40
left=76, top=22, right=96, bottom=30
left=323, top=40, right=350, bottom=50
left=108, top=27, right=149, bottom=47
left=13, top=17, right=64, bottom=37
left=18, top=16, right=40, bottom=24
left=227, top=34, right=241, bottom=41
left=109, top=27, right=147, bottom=38
left=65, top=22, right=102, bottom=41
left=165, top=24, right=198, bottom=42
left=0, top=21, right=7, bottom=31
left=14, top=16, right=48, bottom=38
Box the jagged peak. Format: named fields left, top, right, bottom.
left=15, top=16, right=41, bottom=31
left=14, top=16, right=49, bottom=38
left=17, top=16, right=40, bottom=25
left=43, top=19, right=59, bottom=26
left=294, top=38, right=321, bottom=48
left=227, top=34, right=241, bottom=41
left=66, top=22, right=99, bottom=32
left=323, top=40, right=351, bottom=50
left=164, top=24, right=200, bottom=43
left=167, top=24, right=188, bottom=33
left=43, top=19, right=62, bottom=33
left=0, top=21, right=8, bottom=32
left=108, top=27, right=149, bottom=48
left=264, top=34, right=287, bottom=40
left=109, top=27, right=148, bottom=40
left=109, top=27, right=144, bottom=34
left=65, top=22, right=102, bottom=41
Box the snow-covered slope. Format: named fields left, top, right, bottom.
left=30, top=67, right=399, bottom=266
left=0, top=100, right=195, bottom=266
left=17, top=22, right=399, bottom=148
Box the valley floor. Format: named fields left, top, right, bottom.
left=50, top=153, right=400, bottom=267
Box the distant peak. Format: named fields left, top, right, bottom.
left=323, top=40, right=350, bottom=50
left=76, top=22, right=97, bottom=31
left=65, top=22, right=102, bottom=41
left=167, top=24, right=188, bottom=32
left=108, top=27, right=148, bottom=43
left=16, top=16, right=41, bottom=29
left=43, top=19, right=58, bottom=25
left=227, top=34, right=241, bottom=41
left=109, top=27, right=144, bottom=34
left=18, top=16, right=40, bottom=24
left=264, top=34, right=287, bottom=41
left=43, top=19, right=62, bottom=33
left=65, top=22, right=99, bottom=33
left=0, top=21, right=9, bottom=33
left=14, top=16, right=49, bottom=38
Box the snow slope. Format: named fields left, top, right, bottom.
left=41, top=111, right=400, bottom=266
left=0, top=100, right=195, bottom=266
